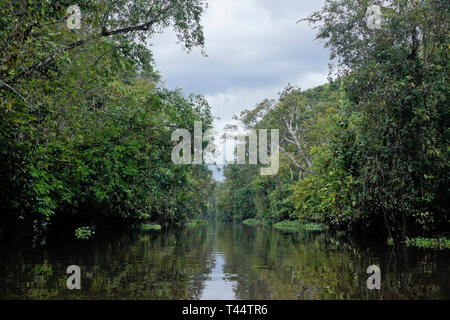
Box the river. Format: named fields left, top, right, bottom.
left=0, top=222, right=448, bottom=299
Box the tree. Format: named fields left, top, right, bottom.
left=304, top=0, right=449, bottom=241
left=0, top=0, right=213, bottom=242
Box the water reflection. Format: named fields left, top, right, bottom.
left=0, top=222, right=448, bottom=299
left=199, top=253, right=236, bottom=300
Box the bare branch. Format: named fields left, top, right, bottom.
left=0, top=79, right=35, bottom=109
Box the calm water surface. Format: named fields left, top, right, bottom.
left=0, top=222, right=448, bottom=299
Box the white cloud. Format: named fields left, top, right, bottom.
left=150, top=0, right=329, bottom=178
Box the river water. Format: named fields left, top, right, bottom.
left=0, top=222, right=448, bottom=299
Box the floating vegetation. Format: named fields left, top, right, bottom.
left=140, top=224, right=162, bottom=231
left=242, top=219, right=326, bottom=231
left=75, top=226, right=94, bottom=240
left=387, top=237, right=450, bottom=250
left=242, top=218, right=264, bottom=226
left=187, top=219, right=209, bottom=227
left=273, top=220, right=326, bottom=231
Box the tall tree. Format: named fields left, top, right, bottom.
left=304, top=0, right=449, bottom=241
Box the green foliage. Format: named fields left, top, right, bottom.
left=303, top=0, right=449, bottom=241
left=186, top=219, right=209, bottom=227
left=219, top=0, right=448, bottom=245
left=140, top=224, right=162, bottom=231
left=215, top=165, right=258, bottom=222
left=75, top=226, right=94, bottom=240
left=242, top=218, right=263, bottom=226
left=0, top=0, right=213, bottom=242
left=387, top=237, right=450, bottom=250
left=217, top=82, right=341, bottom=225
left=273, top=220, right=326, bottom=231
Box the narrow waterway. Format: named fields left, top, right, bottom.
left=0, top=222, right=448, bottom=299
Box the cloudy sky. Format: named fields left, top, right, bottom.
left=151, top=0, right=329, bottom=178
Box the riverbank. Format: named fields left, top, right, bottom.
left=387, top=237, right=450, bottom=250
left=243, top=219, right=450, bottom=250
left=140, top=219, right=209, bottom=231
left=242, top=218, right=266, bottom=226
left=242, top=219, right=326, bottom=231
left=273, top=220, right=326, bottom=231
left=140, top=224, right=162, bottom=231
left=187, top=219, right=209, bottom=227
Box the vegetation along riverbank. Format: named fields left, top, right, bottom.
left=0, top=1, right=448, bottom=250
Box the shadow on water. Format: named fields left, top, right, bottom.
left=0, top=222, right=448, bottom=299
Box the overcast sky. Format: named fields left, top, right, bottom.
left=151, top=0, right=329, bottom=179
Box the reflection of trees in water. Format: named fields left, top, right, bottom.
left=380, top=245, right=449, bottom=299
left=0, top=223, right=447, bottom=299
left=216, top=224, right=447, bottom=300
left=0, top=227, right=214, bottom=299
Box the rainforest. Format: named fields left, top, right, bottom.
left=0, top=0, right=448, bottom=301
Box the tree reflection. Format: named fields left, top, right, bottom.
left=0, top=222, right=447, bottom=299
